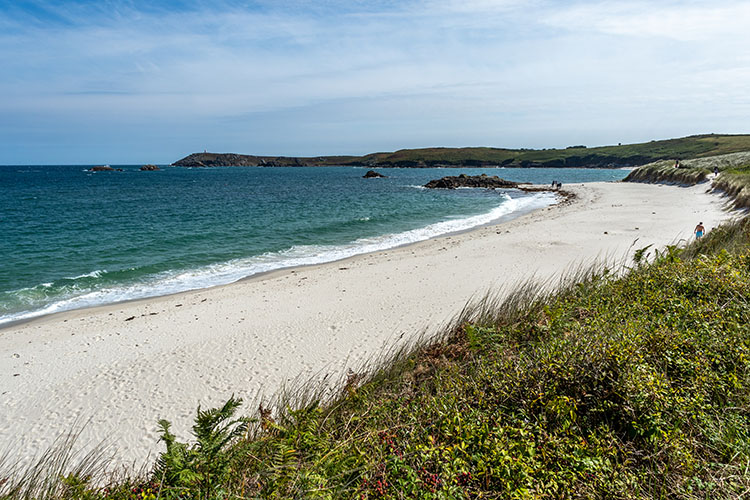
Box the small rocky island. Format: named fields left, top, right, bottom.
left=89, top=165, right=123, bottom=172
left=363, top=170, right=386, bottom=178
left=424, top=173, right=518, bottom=189
left=140, top=164, right=160, bottom=171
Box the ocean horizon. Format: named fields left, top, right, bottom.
left=0, top=165, right=627, bottom=325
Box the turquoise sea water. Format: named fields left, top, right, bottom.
left=0, top=166, right=627, bottom=324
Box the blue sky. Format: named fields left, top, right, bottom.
left=1, top=0, right=748, bottom=164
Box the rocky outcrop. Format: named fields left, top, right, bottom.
left=89, top=166, right=122, bottom=172
left=424, top=174, right=518, bottom=189
left=363, top=170, right=386, bottom=178
left=140, top=164, right=160, bottom=171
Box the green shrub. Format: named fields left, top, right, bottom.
left=155, top=395, right=251, bottom=498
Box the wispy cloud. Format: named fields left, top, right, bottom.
left=544, top=1, right=750, bottom=42
left=0, top=0, right=747, bottom=163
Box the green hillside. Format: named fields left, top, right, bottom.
left=173, top=134, right=750, bottom=168
left=360, top=134, right=750, bottom=167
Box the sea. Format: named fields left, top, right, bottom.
left=0, top=165, right=627, bottom=325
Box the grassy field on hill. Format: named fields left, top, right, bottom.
left=173, top=134, right=750, bottom=168
left=361, top=134, right=750, bottom=166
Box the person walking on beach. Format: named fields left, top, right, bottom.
left=714, top=166, right=719, bottom=177
left=694, top=222, right=705, bottom=239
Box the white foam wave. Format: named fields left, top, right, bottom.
left=65, top=270, right=106, bottom=280
left=0, top=191, right=556, bottom=325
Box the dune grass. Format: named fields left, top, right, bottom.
left=3, top=215, right=750, bottom=499
left=623, top=160, right=711, bottom=185
left=624, top=151, right=750, bottom=212
left=623, top=151, right=750, bottom=185
left=711, top=165, right=750, bottom=210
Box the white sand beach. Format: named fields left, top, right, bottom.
left=0, top=181, right=736, bottom=471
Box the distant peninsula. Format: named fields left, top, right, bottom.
left=172, top=134, right=750, bottom=169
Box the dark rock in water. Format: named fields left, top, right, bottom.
left=424, top=173, right=518, bottom=189
left=363, top=170, right=386, bottom=178
left=90, top=165, right=115, bottom=172
left=140, top=164, right=160, bottom=171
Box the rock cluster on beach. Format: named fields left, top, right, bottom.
left=363, top=170, right=386, bottom=178
left=424, top=173, right=518, bottom=189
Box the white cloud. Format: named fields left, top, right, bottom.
left=544, top=1, right=750, bottom=42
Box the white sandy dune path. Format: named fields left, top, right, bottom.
left=0, top=181, right=736, bottom=470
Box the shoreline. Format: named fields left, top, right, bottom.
left=0, top=187, right=559, bottom=332
left=0, top=181, right=735, bottom=470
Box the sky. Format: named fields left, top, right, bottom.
left=0, top=0, right=748, bottom=164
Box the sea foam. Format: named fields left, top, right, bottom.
left=0, top=191, right=556, bottom=325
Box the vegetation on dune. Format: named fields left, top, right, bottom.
left=712, top=165, right=750, bottom=210
left=623, top=160, right=711, bottom=185
left=173, top=134, right=750, bottom=168
left=5, top=213, right=750, bottom=498
left=623, top=151, right=750, bottom=210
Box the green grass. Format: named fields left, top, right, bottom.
left=5, top=216, right=750, bottom=499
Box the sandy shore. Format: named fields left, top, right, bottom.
left=0, top=181, right=735, bottom=471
